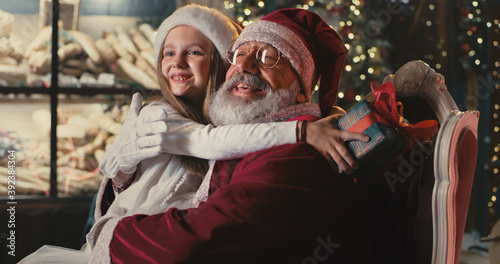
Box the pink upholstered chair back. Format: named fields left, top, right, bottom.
left=380, top=60, right=480, bottom=264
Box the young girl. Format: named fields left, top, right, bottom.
left=88, top=3, right=366, bottom=254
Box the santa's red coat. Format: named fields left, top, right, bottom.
left=109, top=116, right=375, bottom=264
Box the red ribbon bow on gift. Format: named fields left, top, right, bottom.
left=370, top=82, right=439, bottom=141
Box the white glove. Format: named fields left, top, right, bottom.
left=99, top=93, right=157, bottom=177
left=134, top=105, right=170, bottom=157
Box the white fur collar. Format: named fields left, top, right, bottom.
left=252, top=102, right=321, bottom=123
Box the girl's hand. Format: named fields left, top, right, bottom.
left=299, top=114, right=370, bottom=174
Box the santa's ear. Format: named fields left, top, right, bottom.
left=296, top=91, right=307, bottom=103
left=295, top=82, right=308, bottom=103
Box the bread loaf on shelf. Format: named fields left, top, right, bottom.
left=104, top=31, right=135, bottom=63
left=95, top=38, right=117, bottom=63
left=130, top=27, right=153, bottom=53
left=116, top=58, right=158, bottom=89
left=63, top=59, right=88, bottom=71
left=0, top=55, right=18, bottom=66
left=0, top=64, right=26, bottom=81
left=24, top=26, right=52, bottom=58
left=115, top=26, right=140, bottom=58
left=57, top=42, right=83, bottom=62
left=138, top=23, right=156, bottom=46
left=69, top=30, right=104, bottom=65
left=28, top=50, right=51, bottom=75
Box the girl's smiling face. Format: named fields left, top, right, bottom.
left=161, top=26, right=212, bottom=106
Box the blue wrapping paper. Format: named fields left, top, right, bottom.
left=337, top=100, right=406, bottom=180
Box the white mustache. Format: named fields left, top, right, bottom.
left=221, top=73, right=272, bottom=93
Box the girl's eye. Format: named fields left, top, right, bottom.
left=188, top=50, right=203, bottom=56
left=164, top=51, right=174, bottom=57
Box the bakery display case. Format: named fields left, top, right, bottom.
left=0, top=0, right=170, bottom=199
left=0, top=0, right=171, bottom=261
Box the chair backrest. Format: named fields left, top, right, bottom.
left=379, top=60, right=480, bottom=264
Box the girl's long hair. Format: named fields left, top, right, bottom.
left=156, top=43, right=226, bottom=180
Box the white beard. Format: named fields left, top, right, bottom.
left=208, top=73, right=299, bottom=126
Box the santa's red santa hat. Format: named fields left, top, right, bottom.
left=236, top=8, right=348, bottom=116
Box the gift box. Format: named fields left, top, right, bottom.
left=337, top=83, right=439, bottom=185
left=337, top=99, right=408, bottom=181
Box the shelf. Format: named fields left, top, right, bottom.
left=0, top=86, right=162, bottom=96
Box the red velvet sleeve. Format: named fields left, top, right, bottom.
left=109, top=143, right=374, bottom=263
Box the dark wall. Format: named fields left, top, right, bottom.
left=0, top=0, right=176, bottom=17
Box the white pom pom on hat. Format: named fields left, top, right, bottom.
left=154, top=4, right=241, bottom=68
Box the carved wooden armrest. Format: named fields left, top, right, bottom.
left=382, top=60, right=458, bottom=124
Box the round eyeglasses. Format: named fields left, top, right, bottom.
left=226, top=41, right=284, bottom=69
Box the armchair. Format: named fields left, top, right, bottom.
left=363, top=60, right=479, bottom=264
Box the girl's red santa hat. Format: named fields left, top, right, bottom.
left=236, top=8, right=348, bottom=116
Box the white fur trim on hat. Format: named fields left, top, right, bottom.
left=154, top=4, right=241, bottom=67
left=235, top=20, right=315, bottom=99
